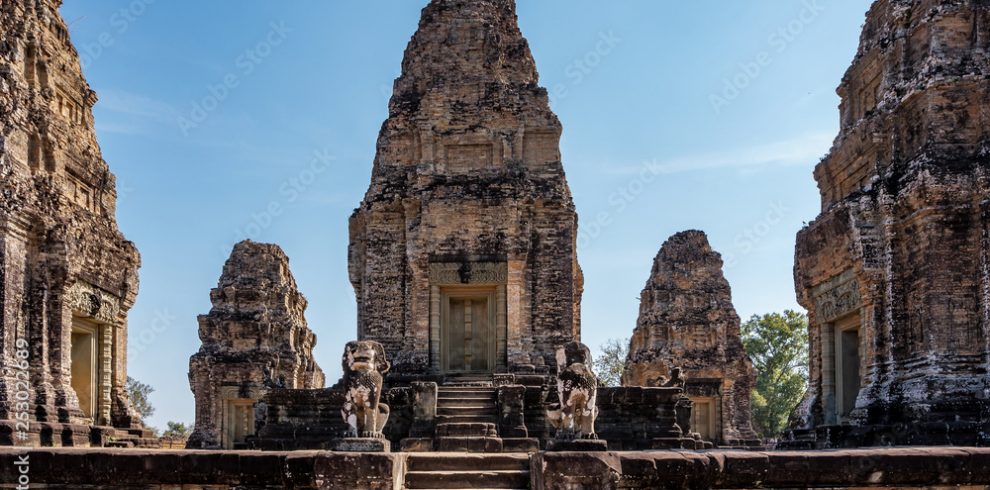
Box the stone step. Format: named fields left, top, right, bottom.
left=437, top=396, right=494, bottom=403
left=437, top=407, right=494, bottom=417
left=434, top=436, right=504, bottom=453
left=405, top=470, right=528, bottom=489
left=407, top=453, right=530, bottom=472
left=437, top=402, right=495, bottom=412
left=437, top=390, right=496, bottom=396
left=501, top=438, right=541, bottom=453
left=437, top=415, right=496, bottom=424
left=436, top=422, right=497, bottom=437
left=433, top=436, right=502, bottom=453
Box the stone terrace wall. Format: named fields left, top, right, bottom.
left=1, top=447, right=989, bottom=489
left=252, top=387, right=414, bottom=450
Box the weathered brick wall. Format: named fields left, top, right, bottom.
left=790, top=0, right=990, bottom=447
left=252, top=387, right=414, bottom=450
left=348, top=0, right=583, bottom=375
left=187, top=241, right=325, bottom=449
left=623, top=231, right=760, bottom=447
left=0, top=0, right=145, bottom=444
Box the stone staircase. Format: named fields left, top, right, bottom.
left=97, top=427, right=161, bottom=449
left=435, top=379, right=504, bottom=452
left=401, top=374, right=539, bottom=454
left=404, top=453, right=531, bottom=490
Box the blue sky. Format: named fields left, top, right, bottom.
left=60, top=0, right=871, bottom=430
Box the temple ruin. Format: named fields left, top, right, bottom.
left=4, top=0, right=990, bottom=487
left=787, top=0, right=990, bottom=448
left=187, top=241, right=324, bottom=449
left=623, top=231, right=761, bottom=448
left=348, top=0, right=583, bottom=376
left=247, top=0, right=701, bottom=461
left=0, top=0, right=153, bottom=447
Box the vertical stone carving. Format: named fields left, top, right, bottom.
left=0, top=0, right=146, bottom=446
left=622, top=231, right=760, bottom=447
left=788, top=0, right=990, bottom=448
left=496, top=384, right=528, bottom=438
left=187, top=241, right=324, bottom=449
left=348, top=0, right=583, bottom=376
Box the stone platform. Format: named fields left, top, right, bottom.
left=1, top=447, right=988, bottom=489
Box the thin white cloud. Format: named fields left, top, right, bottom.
left=606, top=131, right=834, bottom=176
left=96, top=89, right=180, bottom=125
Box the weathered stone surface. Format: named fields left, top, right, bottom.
left=622, top=231, right=759, bottom=447
left=348, top=0, right=583, bottom=376
left=3, top=447, right=990, bottom=489
left=187, top=241, right=324, bottom=449
left=253, top=386, right=416, bottom=451
left=788, top=0, right=990, bottom=448
left=593, top=386, right=699, bottom=451
left=0, top=0, right=148, bottom=446
left=547, top=342, right=600, bottom=444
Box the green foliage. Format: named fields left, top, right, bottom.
left=594, top=338, right=629, bottom=387
left=742, top=310, right=809, bottom=439
left=126, top=376, right=155, bottom=420
left=162, top=421, right=192, bottom=439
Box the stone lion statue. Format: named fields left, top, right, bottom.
left=340, top=340, right=391, bottom=439
left=654, top=366, right=686, bottom=388
left=547, top=341, right=599, bottom=440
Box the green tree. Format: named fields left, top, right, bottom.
left=162, top=421, right=192, bottom=439
left=126, top=376, right=155, bottom=420
left=742, top=310, right=809, bottom=439
left=594, top=338, right=629, bottom=387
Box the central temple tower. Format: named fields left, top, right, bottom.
left=349, top=0, right=583, bottom=376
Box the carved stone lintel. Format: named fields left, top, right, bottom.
left=67, top=281, right=120, bottom=325
left=429, top=262, right=508, bottom=285
left=811, top=269, right=862, bottom=323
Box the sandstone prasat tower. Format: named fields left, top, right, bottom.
left=623, top=231, right=760, bottom=448
left=187, top=241, right=325, bottom=450
left=349, top=0, right=583, bottom=376
left=0, top=0, right=152, bottom=446
left=788, top=0, right=990, bottom=448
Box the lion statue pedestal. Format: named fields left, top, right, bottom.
left=328, top=340, right=392, bottom=453
left=546, top=342, right=608, bottom=451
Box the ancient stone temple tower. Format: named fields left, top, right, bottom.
left=623, top=231, right=760, bottom=447
left=789, top=0, right=990, bottom=447
left=188, top=241, right=324, bottom=449
left=349, top=0, right=583, bottom=376
left=0, top=0, right=148, bottom=446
